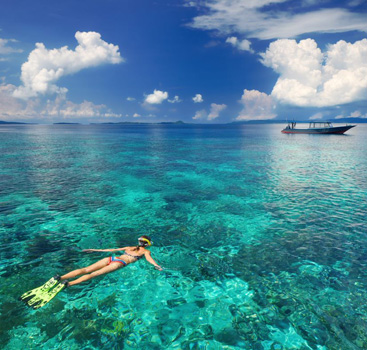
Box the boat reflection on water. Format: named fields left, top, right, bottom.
left=281, top=121, right=356, bottom=134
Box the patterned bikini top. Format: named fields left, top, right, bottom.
left=124, top=251, right=144, bottom=260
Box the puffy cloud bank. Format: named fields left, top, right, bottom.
left=193, top=109, right=207, bottom=120
left=0, top=83, right=28, bottom=118
left=237, top=89, right=276, bottom=121
left=13, top=31, right=123, bottom=99
left=260, top=38, right=367, bottom=107
left=144, top=90, right=168, bottom=104
left=193, top=103, right=226, bottom=121
left=42, top=96, right=121, bottom=118
left=335, top=110, right=367, bottom=119
left=0, top=38, right=22, bottom=55
left=0, top=83, right=121, bottom=120
left=189, top=0, right=367, bottom=40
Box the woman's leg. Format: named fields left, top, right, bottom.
left=60, top=258, right=110, bottom=280
left=68, top=263, right=123, bottom=286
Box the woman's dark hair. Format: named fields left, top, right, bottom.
left=133, top=235, right=152, bottom=251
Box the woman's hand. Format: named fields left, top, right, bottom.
left=83, top=249, right=99, bottom=253
left=154, top=265, right=163, bottom=271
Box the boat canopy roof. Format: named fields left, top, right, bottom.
left=285, top=121, right=335, bottom=130
left=309, top=121, right=333, bottom=128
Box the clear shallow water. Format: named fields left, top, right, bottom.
left=0, top=123, right=366, bottom=349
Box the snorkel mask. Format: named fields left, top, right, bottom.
left=138, top=237, right=152, bottom=247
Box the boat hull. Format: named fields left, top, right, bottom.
left=281, top=125, right=355, bottom=134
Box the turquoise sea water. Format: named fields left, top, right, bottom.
left=0, top=123, right=366, bottom=349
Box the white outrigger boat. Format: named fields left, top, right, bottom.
left=281, top=121, right=356, bottom=134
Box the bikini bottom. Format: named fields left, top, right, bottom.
left=108, top=256, right=127, bottom=266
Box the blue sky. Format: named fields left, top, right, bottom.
left=0, top=0, right=366, bottom=123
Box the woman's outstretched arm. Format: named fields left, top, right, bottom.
left=144, top=250, right=163, bottom=270
left=83, top=247, right=128, bottom=253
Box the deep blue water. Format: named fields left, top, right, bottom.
left=0, top=123, right=366, bottom=349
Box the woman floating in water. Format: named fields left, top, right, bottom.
left=19, top=236, right=162, bottom=309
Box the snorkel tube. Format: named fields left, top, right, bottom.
left=138, top=236, right=152, bottom=247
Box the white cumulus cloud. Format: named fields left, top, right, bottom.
left=237, top=89, right=276, bottom=121
left=260, top=38, right=367, bottom=107
left=226, top=37, right=253, bottom=52
left=208, top=103, right=227, bottom=120
left=13, top=31, right=123, bottom=100
left=193, top=93, right=203, bottom=103
left=189, top=0, right=367, bottom=40
left=144, top=89, right=168, bottom=104
left=168, top=95, right=182, bottom=103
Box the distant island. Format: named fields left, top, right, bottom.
left=0, top=121, right=31, bottom=125
left=53, top=122, right=81, bottom=125
left=90, top=120, right=187, bottom=125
